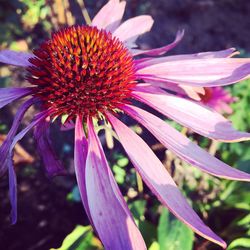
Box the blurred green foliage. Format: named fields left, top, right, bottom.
left=50, top=225, right=102, bottom=250
left=157, top=208, right=194, bottom=250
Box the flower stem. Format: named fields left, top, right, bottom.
left=181, top=126, right=188, bottom=135
left=136, top=172, right=144, bottom=194
left=209, top=140, right=219, bottom=156
left=79, top=0, right=92, bottom=25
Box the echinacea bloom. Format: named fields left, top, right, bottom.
left=198, top=86, right=236, bottom=114
left=1, top=0, right=250, bottom=249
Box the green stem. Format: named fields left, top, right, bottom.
left=79, top=0, right=92, bottom=25
left=136, top=172, right=144, bottom=194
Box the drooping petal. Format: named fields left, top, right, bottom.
left=107, top=112, right=226, bottom=249
left=7, top=110, right=50, bottom=223
left=0, top=50, right=32, bottom=67
left=135, top=48, right=238, bottom=68
left=34, top=118, right=66, bottom=177
left=113, top=15, right=154, bottom=47
left=121, top=104, right=250, bottom=182
left=132, top=88, right=250, bottom=142
left=0, top=87, right=33, bottom=109
left=8, top=155, right=17, bottom=224
left=134, top=82, right=205, bottom=101
left=135, top=79, right=206, bottom=101
left=74, top=115, right=92, bottom=225
left=136, top=58, right=250, bottom=87
left=92, top=0, right=126, bottom=32
left=0, top=98, right=35, bottom=176
left=85, top=117, right=146, bottom=250
left=132, top=30, right=184, bottom=56
left=135, top=82, right=198, bottom=102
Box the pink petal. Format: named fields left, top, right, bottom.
left=113, top=15, right=154, bottom=47
left=0, top=98, right=35, bottom=177
left=34, top=118, right=66, bottom=178
left=132, top=30, right=184, bottom=56
left=8, top=156, right=17, bottom=224
left=85, top=118, right=146, bottom=249
left=107, top=112, right=226, bottom=249
left=134, top=83, right=205, bottom=101
left=121, top=104, right=250, bottom=182
left=132, top=89, right=250, bottom=142
left=74, top=115, right=94, bottom=226
left=7, top=110, right=50, bottom=224
left=92, top=0, right=126, bottom=32
left=216, top=102, right=233, bottom=114
left=132, top=83, right=167, bottom=94
left=0, top=50, right=32, bottom=67
left=0, top=87, right=33, bottom=109
left=203, top=87, right=235, bottom=114
left=134, top=76, right=207, bottom=102
left=136, top=48, right=238, bottom=68
left=136, top=58, right=250, bottom=87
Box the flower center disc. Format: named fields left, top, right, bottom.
left=28, top=25, right=136, bottom=121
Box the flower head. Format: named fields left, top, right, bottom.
left=27, top=25, right=136, bottom=121
left=199, top=87, right=236, bottom=114
left=1, top=0, right=250, bottom=249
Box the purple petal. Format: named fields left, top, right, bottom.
left=0, top=87, right=33, bottom=109
left=136, top=48, right=237, bottom=69
left=8, top=155, right=17, bottom=224
left=121, top=104, right=250, bottom=182
left=0, top=98, right=35, bottom=176
left=74, top=115, right=92, bottom=225
left=132, top=30, right=184, bottom=56
left=107, top=112, right=226, bottom=248
left=7, top=110, right=50, bottom=223
left=0, top=50, right=32, bottom=67
left=134, top=77, right=205, bottom=101
left=113, top=15, right=154, bottom=47
left=203, top=87, right=236, bottom=114
left=92, top=0, right=126, bottom=32
left=136, top=82, right=199, bottom=101
left=132, top=89, right=250, bottom=142
left=34, top=118, right=66, bottom=177
left=10, top=111, right=51, bottom=148
left=136, top=58, right=250, bottom=87
left=85, top=117, right=146, bottom=249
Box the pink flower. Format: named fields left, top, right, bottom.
left=198, top=87, right=236, bottom=114
left=1, top=0, right=250, bottom=249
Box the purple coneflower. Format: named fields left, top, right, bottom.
left=1, top=0, right=250, bottom=249
left=198, top=87, right=236, bottom=114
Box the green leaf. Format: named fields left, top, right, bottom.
left=129, top=199, right=146, bottom=222
left=157, top=208, right=194, bottom=250
left=113, top=164, right=126, bottom=184
left=117, top=157, right=129, bottom=167
left=149, top=241, right=160, bottom=250
left=237, top=214, right=250, bottom=227
left=140, top=220, right=157, bottom=247
left=50, top=225, right=93, bottom=250
left=228, top=238, right=250, bottom=250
